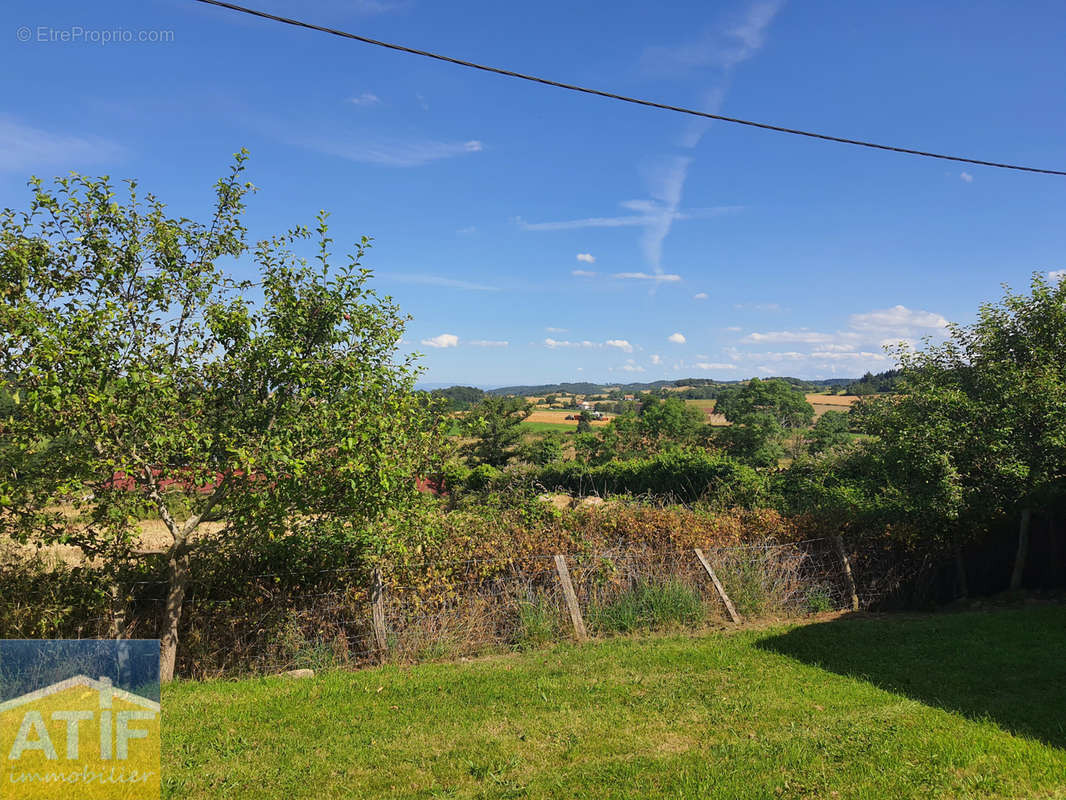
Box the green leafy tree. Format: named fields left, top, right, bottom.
left=522, top=432, right=564, bottom=466
left=807, top=410, right=853, bottom=454
left=715, top=378, right=815, bottom=466
left=429, top=385, right=484, bottom=411
left=0, top=153, right=444, bottom=680
left=638, top=396, right=705, bottom=444
left=575, top=411, right=593, bottom=434
left=461, top=396, right=532, bottom=467
left=854, top=273, right=1066, bottom=589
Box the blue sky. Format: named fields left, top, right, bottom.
left=2, top=0, right=1064, bottom=387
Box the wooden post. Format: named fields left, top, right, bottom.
left=833, top=535, right=860, bottom=611
left=371, top=568, right=388, bottom=657
left=694, top=548, right=740, bottom=624
left=553, top=554, right=587, bottom=641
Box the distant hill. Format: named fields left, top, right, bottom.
left=485, top=376, right=859, bottom=397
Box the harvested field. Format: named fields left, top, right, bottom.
left=807, top=394, right=860, bottom=419
left=684, top=398, right=729, bottom=426
left=524, top=410, right=610, bottom=427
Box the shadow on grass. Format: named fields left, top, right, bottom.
left=756, top=604, right=1066, bottom=749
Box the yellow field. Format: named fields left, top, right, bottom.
left=525, top=409, right=610, bottom=427
left=806, top=394, right=860, bottom=419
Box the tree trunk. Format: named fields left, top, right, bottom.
left=1009, top=508, right=1032, bottom=591
left=160, top=549, right=191, bottom=683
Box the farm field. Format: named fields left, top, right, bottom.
left=524, top=409, right=610, bottom=428
left=805, top=393, right=860, bottom=419
left=161, top=605, right=1066, bottom=799
left=683, top=398, right=729, bottom=426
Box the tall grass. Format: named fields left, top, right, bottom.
left=587, top=578, right=705, bottom=634
left=513, top=594, right=561, bottom=650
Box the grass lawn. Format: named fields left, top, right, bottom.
left=162, top=606, right=1066, bottom=799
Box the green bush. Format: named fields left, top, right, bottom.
left=536, top=449, right=765, bottom=506
left=804, top=585, right=834, bottom=614
left=587, top=579, right=705, bottom=634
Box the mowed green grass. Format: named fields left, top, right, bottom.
left=162, top=606, right=1066, bottom=799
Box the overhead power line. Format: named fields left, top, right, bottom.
left=194, top=0, right=1065, bottom=177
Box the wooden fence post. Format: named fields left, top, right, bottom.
left=371, top=568, right=388, bottom=657
left=694, top=548, right=740, bottom=624
left=553, top=554, right=587, bottom=641
left=833, top=535, right=860, bottom=611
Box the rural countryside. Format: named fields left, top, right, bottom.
left=1, top=1, right=1064, bottom=799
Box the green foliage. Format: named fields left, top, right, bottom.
left=804, top=585, right=834, bottom=614
left=587, top=578, right=705, bottom=633
left=844, top=369, right=902, bottom=396
left=845, top=273, right=1066, bottom=555
left=0, top=151, right=443, bottom=554
left=0, top=153, right=445, bottom=678
left=537, top=449, right=765, bottom=506
left=638, top=396, right=706, bottom=442
left=465, top=463, right=502, bottom=492
left=715, top=378, right=815, bottom=466
left=717, top=555, right=770, bottom=616
left=521, top=432, right=564, bottom=466
left=513, top=594, right=560, bottom=650
left=807, top=410, right=853, bottom=454
left=460, top=396, right=532, bottom=467
left=429, top=385, right=484, bottom=411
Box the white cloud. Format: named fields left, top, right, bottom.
left=572, top=269, right=597, bottom=278
left=725, top=326, right=742, bottom=332
left=668, top=332, right=686, bottom=344
left=810, top=350, right=889, bottom=361
left=421, top=333, right=459, bottom=348
left=517, top=206, right=740, bottom=231
left=744, top=330, right=837, bottom=344
left=0, top=116, right=122, bottom=172
left=389, top=274, right=498, bottom=291
left=848, top=305, right=948, bottom=335
left=546, top=327, right=568, bottom=333
left=468, top=340, right=508, bottom=347
left=695, top=362, right=739, bottom=370
left=960, top=171, right=974, bottom=183
left=545, top=337, right=633, bottom=352
left=651, top=354, right=662, bottom=365
left=1048, top=269, right=1065, bottom=281
left=576, top=253, right=596, bottom=264
left=456, top=226, right=476, bottom=235
left=620, top=364, right=645, bottom=373
left=641, top=0, right=786, bottom=74
left=693, top=292, right=709, bottom=300
left=295, top=134, right=483, bottom=167
left=613, top=272, right=682, bottom=282
left=348, top=92, right=381, bottom=106
left=545, top=338, right=598, bottom=349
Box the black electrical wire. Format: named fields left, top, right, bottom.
left=194, top=0, right=1066, bottom=177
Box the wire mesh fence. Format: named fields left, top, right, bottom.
left=2, top=537, right=899, bottom=680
